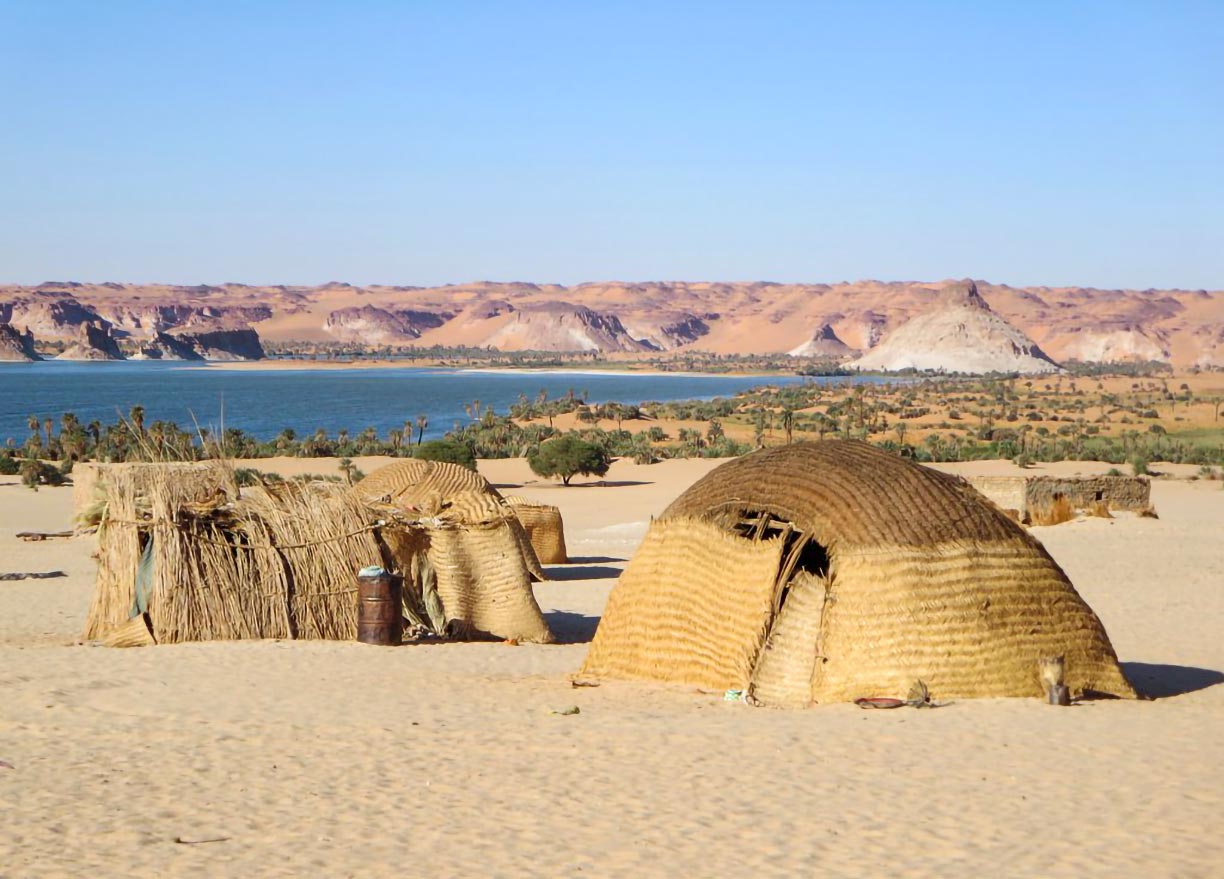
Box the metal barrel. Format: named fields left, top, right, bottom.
left=356, top=566, right=403, bottom=646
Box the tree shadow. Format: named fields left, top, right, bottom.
left=572, top=480, right=652, bottom=488
left=544, top=565, right=623, bottom=582
left=1121, top=662, right=1224, bottom=699
left=545, top=610, right=601, bottom=644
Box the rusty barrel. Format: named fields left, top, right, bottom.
left=356, top=566, right=403, bottom=645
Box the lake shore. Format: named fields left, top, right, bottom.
left=182, top=358, right=801, bottom=378
left=2, top=456, right=1222, bottom=877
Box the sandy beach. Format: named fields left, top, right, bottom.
left=2, top=456, right=1222, bottom=878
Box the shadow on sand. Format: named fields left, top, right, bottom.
left=544, top=565, right=623, bottom=582
left=544, top=610, right=601, bottom=644
left=566, top=556, right=626, bottom=565
left=1122, top=662, right=1224, bottom=699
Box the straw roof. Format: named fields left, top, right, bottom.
left=355, top=458, right=497, bottom=510
left=503, top=496, right=569, bottom=565
left=581, top=441, right=1136, bottom=704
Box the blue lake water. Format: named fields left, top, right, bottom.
left=0, top=362, right=878, bottom=444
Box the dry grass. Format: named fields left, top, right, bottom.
left=1138, top=505, right=1160, bottom=519
left=1029, top=495, right=1075, bottom=526
left=1088, top=500, right=1114, bottom=519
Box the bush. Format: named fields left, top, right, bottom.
left=414, top=440, right=477, bottom=470
left=0, top=453, right=18, bottom=476
left=1131, top=455, right=1150, bottom=476
left=20, top=459, right=65, bottom=490
left=528, top=435, right=611, bottom=485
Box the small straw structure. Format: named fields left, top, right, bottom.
left=503, top=496, right=569, bottom=564
left=355, top=462, right=555, bottom=643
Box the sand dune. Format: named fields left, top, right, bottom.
left=1, top=457, right=1221, bottom=877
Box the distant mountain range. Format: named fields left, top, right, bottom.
left=1, top=278, right=1220, bottom=371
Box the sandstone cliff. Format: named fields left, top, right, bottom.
left=0, top=323, right=40, bottom=361
left=56, top=323, right=125, bottom=361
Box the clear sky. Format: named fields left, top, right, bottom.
left=2, top=2, right=1220, bottom=290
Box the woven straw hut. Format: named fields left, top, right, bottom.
left=354, top=460, right=554, bottom=643
left=355, top=459, right=546, bottom=579
left=580, top=441, right=1136, bottom=705
left=503, top=496, right=569, bottom=564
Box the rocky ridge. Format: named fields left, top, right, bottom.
left=1, top=278, right=1221, bottom=370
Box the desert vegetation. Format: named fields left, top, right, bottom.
left=4, top=369, right=1223, bottom=486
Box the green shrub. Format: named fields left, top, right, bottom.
left=414, top=440, right=477, bottom=470
left=20, top=459, right=65, bottom=490
left=528, top=435, right=611, bottom=485
left=0, top=453, right=18, bottom=476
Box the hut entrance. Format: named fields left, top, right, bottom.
left=722, top=507, right=834, bottom=706
left=720, top=509, right=829, bottom=706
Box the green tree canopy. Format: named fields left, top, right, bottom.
left=528, top=435, right=611, bottom=485
left=414, top=439, right=477, bottom=470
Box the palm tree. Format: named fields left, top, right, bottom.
left=415, top=414, right=428, bottom=446
left=781, top=407, right=795, bottom=445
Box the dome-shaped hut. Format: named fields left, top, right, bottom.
left=579, top=441, right=1136, bottom=704
left=354, top=460, right=553, bottom=643
left=503, top=496, right=569, bottom=565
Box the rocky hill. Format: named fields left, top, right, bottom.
left=1, top=278, right=1221, bottom=369
left=788, top=323, right=857, bottom=358
left=847, top=281, right=1061, bottom=375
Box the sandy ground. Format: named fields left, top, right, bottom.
left=1, top=456, right=1222, bottom=878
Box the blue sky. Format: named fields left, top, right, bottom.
left=1, top=2, right=1220, bottom=289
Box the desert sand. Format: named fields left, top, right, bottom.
left=1, top=456, right=1222, bottom=878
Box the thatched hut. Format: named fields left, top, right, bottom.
left=353, top=460, right=554, bottom=643
left=503, top=496, right=569, bottom=564
left=580, top=441, right=1136, bottom=705
left=86, top=462, right=555, bottom=646
left=85, top=465, right=384, bottom=644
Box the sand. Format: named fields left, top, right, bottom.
left=1, top=456, right=1222, bottom=878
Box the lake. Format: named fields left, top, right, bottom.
left=0, top=362, right=879, bottom=444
